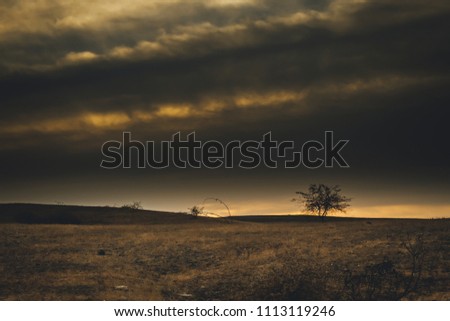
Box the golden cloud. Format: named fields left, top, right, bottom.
left=61, top=51, right=99, bottom=64
left=155, top=104, right=194, bottom=118
left=0, top=76, right=425, bottom=137
left=0, top=0, right=369, bottom=71
left=1, top=111, right=131, bottom=134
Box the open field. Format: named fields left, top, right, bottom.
left=0, top=204, right=449, bottom=300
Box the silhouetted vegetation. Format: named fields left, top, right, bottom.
left=293, top=184, right=351, bottom=221
left=121, top=201, right=143, bottom=211
left=188, top=198, right=232, bottom=219
left=188, top=205, right=203, bottom=218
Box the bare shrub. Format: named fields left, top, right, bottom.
left=121, top=201, right=143, bottom=211
left=401, top=233, right=426, bottom=295
left=188, top=205, right=204, bottom=218
left=342, top=257, right=405, bottom=300
left=341, top=234, right=427, bottom=300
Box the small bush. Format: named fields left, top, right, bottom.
left=342, top=257, right=406, bottom=300
left=121, top=201, right=143, bottom=211
left=341, top=234, right=427, bottom=300
left=188, top=206, right=203, bottom=218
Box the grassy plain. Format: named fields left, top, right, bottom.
left=0, top=204, right=448, bottom=300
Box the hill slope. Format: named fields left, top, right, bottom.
left=0, top=203, right=210, bottom=225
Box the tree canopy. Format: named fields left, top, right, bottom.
left=294, top=184, right=351, bottom=221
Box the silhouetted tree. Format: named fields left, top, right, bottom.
left=294, top=184, right=351, bottom=221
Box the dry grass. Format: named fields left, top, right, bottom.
left=0, top=207, right=449, bottom=300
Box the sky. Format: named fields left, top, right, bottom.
left=0, top=0, right=449, bottom=218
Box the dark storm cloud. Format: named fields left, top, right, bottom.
left=0, top=0, right=449, bottom=215
left=0, top=0, right=333, bottom=71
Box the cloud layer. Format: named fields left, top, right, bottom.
left=0, top=0, right=449, bottom=216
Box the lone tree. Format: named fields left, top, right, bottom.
left=293, top=184, right=351, bottom=221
